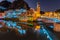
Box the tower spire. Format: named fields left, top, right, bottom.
left=36, top=2, right=40, bottom=13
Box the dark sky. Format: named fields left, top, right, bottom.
left=0, top=0, right=60, bottom=11
left=24, top=0, right=60, bottom=11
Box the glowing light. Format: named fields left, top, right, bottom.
left=19, top=9, right=27, bottom=13
left=49, top=25, right=54, bottom=29
left=4, top=21, right=17, bottom=28
left=18, top=29, right=26, bottom=35
left=12, top=22, right=17, bottom=27
left=18, top=29, right=23, bottom=34
left=16, top=26, right=21, bottom=29
left=35, top=25, right=40, bottom=30
left=5, top=9, right=27, bottom=18
left=42, top=27, right=53, bottom=40
left=6, top=21, right=11, bottom=27
left=22, top=30, right=26, bottom=34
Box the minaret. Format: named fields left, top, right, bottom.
left=36, top=2, right=40, bottom=13
left=33, top=1, right=41, bottom=21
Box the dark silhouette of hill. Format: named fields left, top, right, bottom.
left=0, top=0, right=30, bottom=11
left=0, top=0, right=12, bottom=12
left=9, top=0, right=30, bottom=10
left=0, top=0, right=12, bottom=9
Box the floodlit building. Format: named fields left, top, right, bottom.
left=19, top=2, right=41, bottom=21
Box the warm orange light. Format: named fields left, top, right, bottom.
left=35, top=25, right=40, bottom=30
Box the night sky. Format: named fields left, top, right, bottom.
left=0, top=0, right=60, bottom=11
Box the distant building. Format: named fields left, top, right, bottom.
left=0, top=12, right=5, bottom=18
left=19, top=2, right=41, bottom=21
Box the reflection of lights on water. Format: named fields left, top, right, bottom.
left=3, top=20, right=26, bottom=35
left=35, top=25, right=40, bottom=30
left=4, top=21, right=17, bottom=28
left=47, top=36, right=49, bottom=38
left=42, top=27, right=53, bottom=40
left=16, top=26, right=21, bottom=29
left=49, top=25, right=54, bottom=29
left=18, top=29, right=26, bottom=35
left=34, top=25, right=53, bottom=40
left=12, top=22, right=17, bottom=27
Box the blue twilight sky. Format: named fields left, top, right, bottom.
left=0, top=0, right=60, bottom=11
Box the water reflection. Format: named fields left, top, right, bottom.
left=0, top=20, right=59, bottom=40
left=0, top=20, right=26, bottom=35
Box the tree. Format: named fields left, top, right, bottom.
left=40, top=11, right=45, bottom=14
left=55, top=9, right=60, bottom=13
